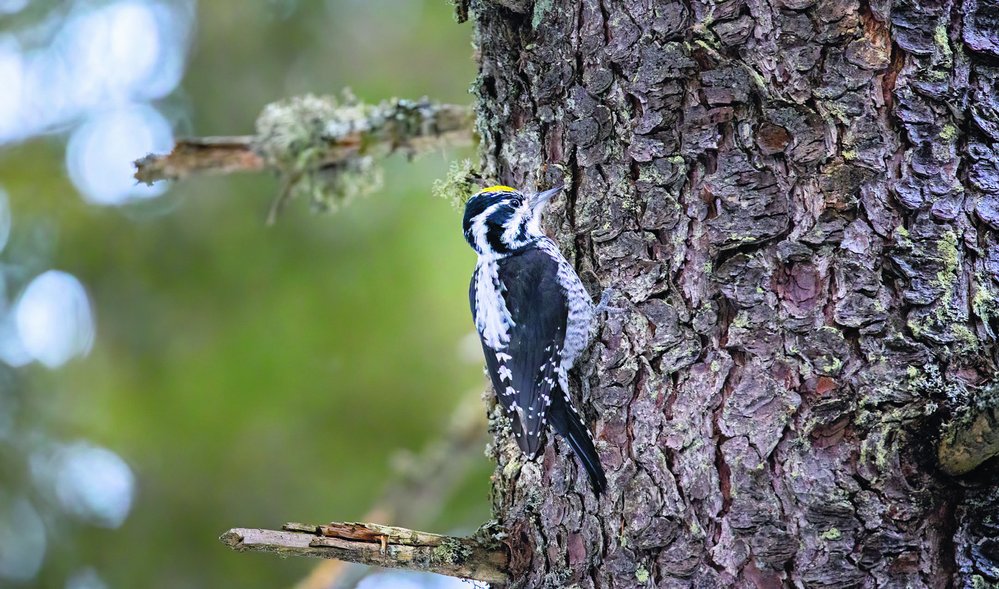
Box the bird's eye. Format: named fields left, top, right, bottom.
left=511, top=197, right=524, bottom=207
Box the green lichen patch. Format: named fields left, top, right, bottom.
left=254, top=92, right=384, bottom=217
left=938, top=124, right=959, bottom=141
left=935, top=230, right=960, bottom=298
left=253, top=92, right=471, bottom=220
left=904, top=364, right=968, bottom=407
left=531, top=0, right=554, bottom=28
left=433, top=159, right=481, bottom=207
left=973, top=273, right=999, bottom=338
left=933, top=23, right=953, bottom=66
left=429, top=537, right=472, bottom=567
left=820, top=527, right=843, bottom=541
left=895, top=227, right=981, bottom=355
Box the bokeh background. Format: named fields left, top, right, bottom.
left=0, top=1, right=489, bottom=587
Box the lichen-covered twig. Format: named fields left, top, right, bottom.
left=134, top=94, right=473, bottom=220
left=220, top=522, right=509, bottom=584
left=135, top=96, right=471, bottom=183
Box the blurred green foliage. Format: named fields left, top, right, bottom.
left=0, top=1, right=487, bottom=587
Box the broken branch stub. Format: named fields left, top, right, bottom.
left=220, top=522, right=509, bottom=584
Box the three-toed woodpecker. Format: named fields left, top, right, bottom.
left=463, top=184, right=607, bottom=494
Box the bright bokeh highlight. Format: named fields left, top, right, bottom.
left=15, top=270, right=95, bottom=368
left=0, top=497, right=47, bottom=583
left=66, top=105, right=173, bottom=205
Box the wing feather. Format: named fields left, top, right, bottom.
left=470, top=249, right=567, bottom=456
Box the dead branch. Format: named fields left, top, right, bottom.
left=221, top=522, right=508, bottom=584
left=133, top=136, right=263, bottom=184
left=134, top=97, right=472, bottom=185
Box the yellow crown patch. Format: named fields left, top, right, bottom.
left=478, top=185, right=517, bottom=194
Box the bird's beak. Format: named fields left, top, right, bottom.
left=529, top=184, right=563, bottom=211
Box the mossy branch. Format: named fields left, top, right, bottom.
left=220, top=522, right=509, bottom=584
left=134, top=93, right=474, bottom=220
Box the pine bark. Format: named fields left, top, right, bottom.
left=469, top=0, right=999, bottom=587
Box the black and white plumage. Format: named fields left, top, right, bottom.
left=463, top=184, right=607, bottom=494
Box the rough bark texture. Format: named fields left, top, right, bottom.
left=469, top=0, right=999, bottom=586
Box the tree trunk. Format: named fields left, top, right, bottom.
left=469, top=0, right=999, bottom=586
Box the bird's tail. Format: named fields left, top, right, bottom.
left=550, top=390, right=607, bottom=495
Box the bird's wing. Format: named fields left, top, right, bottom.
left=470, top=249, right=567, bottom=456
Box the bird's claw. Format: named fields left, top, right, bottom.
left=595, top=288, right=626, bottom=315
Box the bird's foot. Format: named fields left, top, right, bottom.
left=595, top=288, right=626, bottom=315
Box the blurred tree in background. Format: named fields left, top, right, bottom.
left=0, top=1, right=487, bottom=587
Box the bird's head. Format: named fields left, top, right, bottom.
left=462, top=184, right=562, bottom=256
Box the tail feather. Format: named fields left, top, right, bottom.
left=549, top=391, right=607, bottom=494
left=511, top=413, right=543, bottom=457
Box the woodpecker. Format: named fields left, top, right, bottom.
left=463, top=183, right=607, bottom=494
